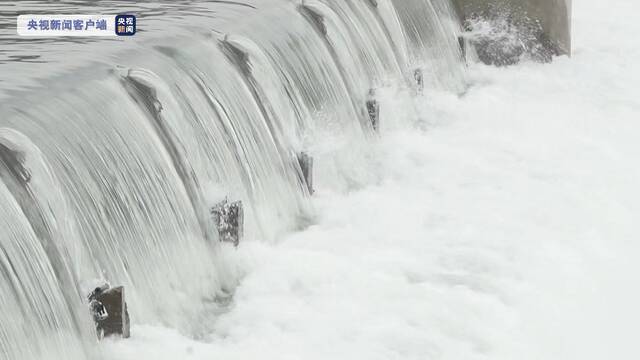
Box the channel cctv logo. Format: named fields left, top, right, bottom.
left=17, top=14, right=136, bottom=36
left=115, top=14, right=136, bottom=36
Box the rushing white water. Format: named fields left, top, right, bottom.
left=100, top=0, right=636, bottom=359
left=0, top=0, right=465, bottom=359
left=3, top=0, right=636, bottom=358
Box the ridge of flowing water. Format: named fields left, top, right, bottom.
left=0, top=1, right=465, bottom=358
left=0, top=143, right=94, bottom=360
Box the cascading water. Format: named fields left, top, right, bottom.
left=0, top=0, right=465, bottom=358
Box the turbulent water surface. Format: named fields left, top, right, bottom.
left=1, top=0, right=638, bottom=359
left=0, top=1, right=465, bottom=359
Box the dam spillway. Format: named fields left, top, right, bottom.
left=0, top=1, right=570, bottom=359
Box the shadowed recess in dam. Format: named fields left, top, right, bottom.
left=0, top=0, right=467, bottom=359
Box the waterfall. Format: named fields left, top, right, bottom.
left=0, top=0, right=465, bottom=358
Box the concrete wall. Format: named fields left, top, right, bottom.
left=452, top=0, right=571, bottom=55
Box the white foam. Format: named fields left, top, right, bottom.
left=104, top=0, right=640, bottom=358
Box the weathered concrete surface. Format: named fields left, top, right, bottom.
left=366, top=90, right=380, bottom=132
left=92, top=286, right=130, bottom=339
left=297, top=152, right=314, bottom=195
left=211, top=199, right=244, bottom=246
left=453, top=0, right=571, bottom=55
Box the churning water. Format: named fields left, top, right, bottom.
left=0, top=1, right=466, bottom=358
